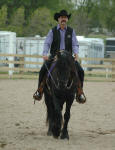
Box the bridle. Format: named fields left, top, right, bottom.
left=45, top=62, right=59, bottom=89
left=45, top=61, right=73, bottom=90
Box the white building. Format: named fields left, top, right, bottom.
left=0, top=31, right=16, bottom=75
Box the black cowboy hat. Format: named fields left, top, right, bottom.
left=54, top=10, right=71, bottom=21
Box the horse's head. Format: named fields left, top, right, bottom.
left=53, top=51, right=74, bottom=90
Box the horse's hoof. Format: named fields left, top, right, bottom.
left=60, top=135, right=69, bottom=140
left=60, top=132, right=69, bottom=140
left=53, top=135, right=59, bottom=139
left=47, top=131, right=52, bottom=136
left=76, top=99, right=86, bottom=104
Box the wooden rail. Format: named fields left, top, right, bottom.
left=0, top=60, right=43, bottom=65
left=0, top=53, right=42, bottom=58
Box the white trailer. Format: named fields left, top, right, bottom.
left=77, top=36, right=104, bottom=70
left=16, top=36, right=104, bottom=70
left=16, top=37, right=45, bottom=69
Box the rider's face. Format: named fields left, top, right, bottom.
left=58, top=16, right=68, bottom=26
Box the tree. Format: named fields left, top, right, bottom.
left=69, top=10, right=90, bottom=35
left=7, top=7, right=25, bottom=36
left=0, top=0, right=114, bottom=36
left=99, top=0, right=115, bottom=34
left=0, top=5, right=8, bottom=30
left=26, top=7, right=55, bottom=37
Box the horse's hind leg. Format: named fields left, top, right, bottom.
left=60, top=99, right=74, bottom=140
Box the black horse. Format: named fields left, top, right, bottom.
left=44, top=51, right=79, bottom=139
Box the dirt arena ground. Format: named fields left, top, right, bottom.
left=0, top=79, right=115, bottom=150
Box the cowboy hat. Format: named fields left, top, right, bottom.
left=54, top=10, right=71, bottom=21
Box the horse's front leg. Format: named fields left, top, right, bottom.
left=52, top=94, right=62, bottom=138
left=60, top=99, right=74, bottom=140
left=47, top=118, right=53, bottom=136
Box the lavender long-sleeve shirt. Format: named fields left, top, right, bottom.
left=43, top=24, right=79, bottom=56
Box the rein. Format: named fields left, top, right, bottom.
left=45, top=62, right=73, bottom=90
left=45, top=51, right=74, bottom=90
left=44, top=62, right=59, bottom=89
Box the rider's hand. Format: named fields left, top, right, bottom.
left=43, top=55, right=49, bottom=61
left=74, top=54, right=78, bottom=61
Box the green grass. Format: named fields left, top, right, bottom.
left=0, top=71, right=8, bottom=74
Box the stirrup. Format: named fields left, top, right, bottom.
left=76, top=92, right=86, bottom=104
left=33, top=90, right=43, bottom=104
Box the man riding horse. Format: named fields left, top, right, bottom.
left=33, top=10, right=86, bottom=103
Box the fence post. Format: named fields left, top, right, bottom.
left=8, top=32, right=16, bottom=77
left=106, top=68, right=109, bottom=79
left=19, top=55, right=24, bottom=73
left=112, top=61, right=115, bottom=81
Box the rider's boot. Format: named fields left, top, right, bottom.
left=76, top=81, right=86, bottom=104
left=33, top=78, right=46, bottom=101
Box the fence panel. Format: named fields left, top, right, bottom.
left=0, top=53, right=115, bottom=81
